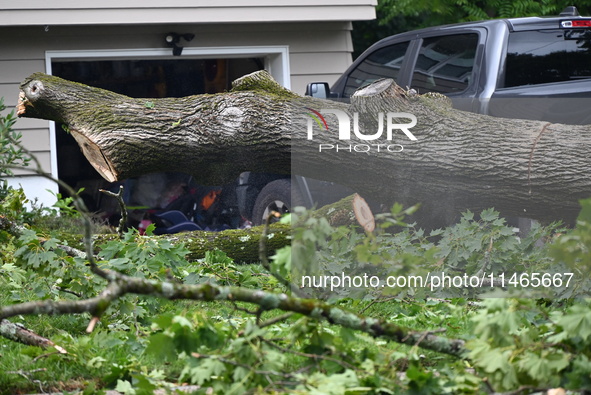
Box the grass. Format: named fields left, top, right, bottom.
left=0, top=208, right=481, bottom=394
left=0, top=276, right=298, bottom=393
left=0, top=298, right=220, bottom=394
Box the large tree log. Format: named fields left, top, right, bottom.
left=1, top=213, right=289, bottom=263
left=17, top=71, right=296, bottom=185
left=16, top=72, right=591, bottom=226
left=59, top=223, right=291, bottom=263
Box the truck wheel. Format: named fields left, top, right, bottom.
left=252, top=179, right=303, bottom=225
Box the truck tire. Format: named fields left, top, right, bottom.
left=252, top=179, right=303, bottom=225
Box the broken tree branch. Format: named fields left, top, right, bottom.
left=0, top=319, right=67, bottom=353
left=100, top=185, right=127, bottom=238
left=0, top=272, right=466, bottom=358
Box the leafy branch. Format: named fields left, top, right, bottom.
left=0, top=265, right=467, bottom=358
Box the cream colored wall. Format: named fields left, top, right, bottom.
left=0, top=1, right=376, bottom=25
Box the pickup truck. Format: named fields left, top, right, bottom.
left=308, top=6, right=591, bottom=122
left=133, top=6, right=591, bottom=232
left=242, top=6, right=591, bottom=225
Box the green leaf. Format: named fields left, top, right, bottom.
left=461, top=210, right=474, bottom=221
left=109, top=257, right=131, bottom=270
left=189, top=358, right=227, bottom=386
left=300, top=369, right=359, bottom=394
left=470, top=344, right=511, bottom=374
left=144, top=223, right=156, bottom=236
left=544, top=351, right=570, bottom=372
left=518, top=352, right=550, bottom=381
left=559, top=304, right=591, bottom=341
left=145, top=333, right=177, bottom=362
left=271, top=245, right=291, bottom=277
left=576, top=197, right=591, bottom=223
left=518, top=350, right=569, bottom=384
left=82, top=382, right=105, bottom=395
left=133, top=374, right=157, bottom=395
left=115, top=380, right=136, bottom=395
left=232, top=366, right=250, bottom=382
left=87, top=356, right=107, bottom=369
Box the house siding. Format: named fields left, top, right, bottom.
left=0, top=1, right=376, bottom=25
left=0, top=57, right=50, bottom=175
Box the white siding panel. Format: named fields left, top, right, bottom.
left=0, top=1, right=376, bottom=26
left=19, top=129, right=51, bottom=152
left=291, top=52, right=352, bottom=75
left=0, top=84, right=20, bottom=106
left=0, top=60, right=45, bottom=83
left=2, top=1, right=375, bottom=9
left=290, top=53, right=352, bottom=94
left=11, top=151, right=51, bottom=175
left=0, top=23, right=352, bottom=60
left=0, top=57, right=51, bottom=175
left=11, top=118, right=50, bottom=130
left=6, top=176, right=58, bottom=209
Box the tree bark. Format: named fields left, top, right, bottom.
left=3, top=197, right=374, bottom=264
left=0, top=318, right=67, bottom=352
left=17, top=71, right=591, bottom=226
left=55, top=223, right=291, bottom=263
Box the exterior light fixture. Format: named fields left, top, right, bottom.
left=165, top=32, right=195, bottom=56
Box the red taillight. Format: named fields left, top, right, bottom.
left=561, top=20, right=591, bottom=27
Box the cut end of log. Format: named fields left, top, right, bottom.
left=70, top=128, right=118, bottom=182
left=17, top=78, right=46, bottom=117
left=352, top=194, right=375, bottom=232
left=352, top=78, right=407, bottom=99
left=18, top=74, right=74, bottom=123
left=16, top=91, right=27, bottom=116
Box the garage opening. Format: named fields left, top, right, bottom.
left=51, top=57, right=264, bottom=230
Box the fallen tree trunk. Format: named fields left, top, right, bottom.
left=17, top=72, right=591, bottom=226
left=57, top=194, right=373, bottom=262
left=3, top=193, right=372, bottom=265
left=17, top=71, right=296, bottom=185
left=57, top=223, right=291, bottom=263
left=2, top=209, right=290, bottom=263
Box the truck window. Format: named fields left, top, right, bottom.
left=410, top=33, right=478, bottom=94
left=504, top=29, right=591, bottom=87
left=344, top=41, right=410, bottom=97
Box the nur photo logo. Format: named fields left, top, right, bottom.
left=305, top=108, right=418, bottom=153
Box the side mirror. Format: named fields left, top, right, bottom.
left=305, top=82, right=330, bottom=99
